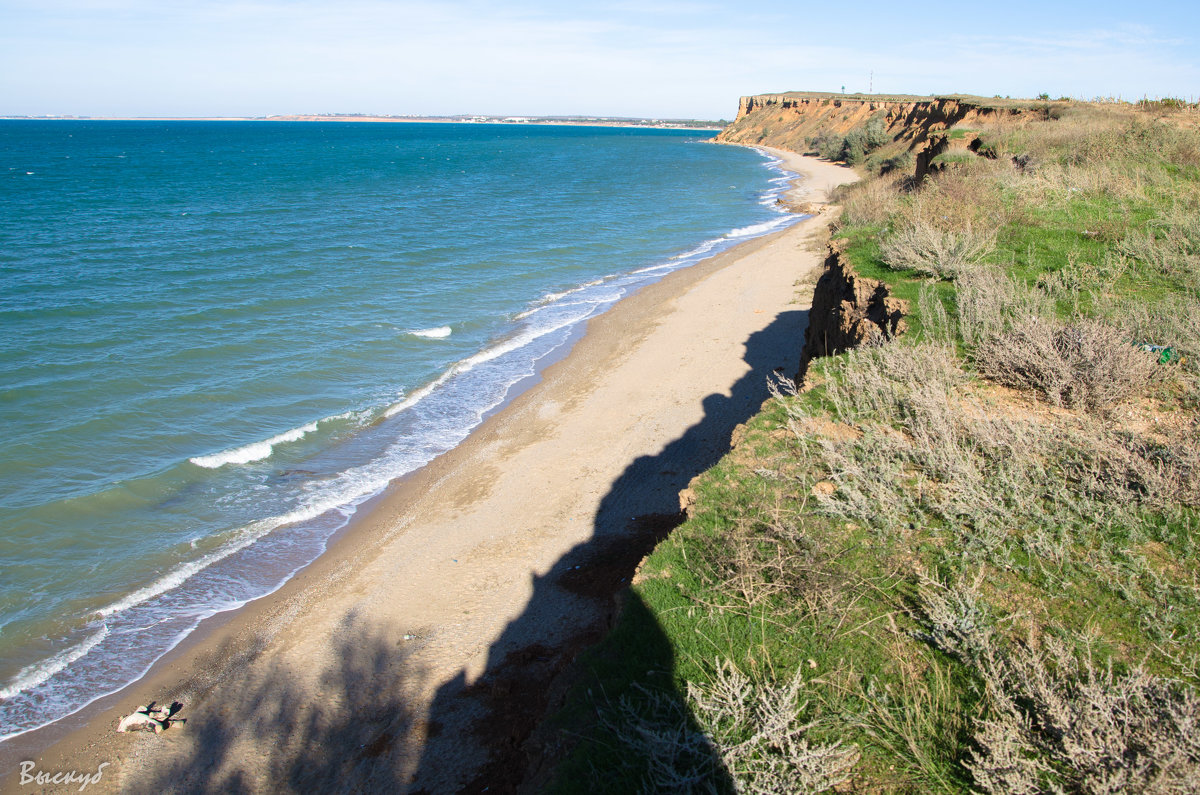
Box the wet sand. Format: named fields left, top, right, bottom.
left=1, top=149, right=856, bottom=793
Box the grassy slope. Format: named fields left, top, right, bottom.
left=545, top=100, right=1200, bottom=793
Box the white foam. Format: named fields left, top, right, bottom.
left=99, top=390, right=486, bottom=622
left=631, top=238, right=726, bottom=276
left=726, top=217, right=791, bottom=239
left=387, top=307, right=596, bottom=419
left=671, top=239, right=721, bottom=262
left=384, top=379, right=441, bottom=418
left=0, top=624, right=109, bottom=700
left=514, top=292, right=616, bottom=321
left=92, top=488, right=354, bottom=622
left=514, top=279, right=611, bottom=319
left=92, top=535, right=260, bottom=619
left=539, top=286, right=585, bottom=304
left=189, top=421, right=319, bottom=468
left=631, top=261, right=681, bottom=275
left=409, top=326, right=452, bottom=339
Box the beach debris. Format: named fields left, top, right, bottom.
left=1135, top=342, right=1183, bottom=365
left=116, top=701, right=184, bottom=734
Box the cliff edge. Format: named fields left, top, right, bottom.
left=797, top=239, right=907, bottom=383
left=718, top=91, right=1063, bottom=180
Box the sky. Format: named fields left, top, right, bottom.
left=2, top=0, right=1198, bottom=119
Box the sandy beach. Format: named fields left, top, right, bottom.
left=1, top=148, right=856, bottom=793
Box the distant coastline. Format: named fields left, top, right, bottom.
left=0, top=113, right=725, bottom=130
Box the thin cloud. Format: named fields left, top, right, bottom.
left=1, top=1, right=1198, bottom=116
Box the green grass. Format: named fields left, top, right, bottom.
left=548, top=396, right=985, bottom=792
left=549, top=352, right=1200, bottom=790
left=544, top=101, right=1200, bottom=793
left=828, top=225, right=960, bottom=343
left=929, top=152, right=979, bottom=166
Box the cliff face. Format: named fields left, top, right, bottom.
left=717, top=92, right=1047, bottom=178
left=725, top=94, right=975, bottom=145
left=720, top=92, right=1049, bottom=379
left=798, top=239, right=908, bottom=382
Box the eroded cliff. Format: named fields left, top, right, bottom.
left=721, top=92, right=1047, bottom=145
left=797, top=239, right=907, bottom=382
left=719, top=92, right=1062, bottom=375
left=718, top=92, right=1060, bottom=180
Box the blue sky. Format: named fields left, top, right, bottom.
left=2, top=0, right=1198, bottom=118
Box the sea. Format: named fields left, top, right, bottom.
left=0, top=120, right=799, bottom=741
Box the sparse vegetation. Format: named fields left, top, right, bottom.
left=975, top=315, right=1155, bottom=411
left=548, top=97, right=1200, bottom=793
left=810, top=116, right=891, bottom=165
left=879, top=218, right=996, bottom=280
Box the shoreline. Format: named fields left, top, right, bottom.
left=2, top=148, right=856, bottom=793
left=0, top=142, right=797, bottom=749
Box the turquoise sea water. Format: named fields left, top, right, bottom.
left=0, top=120, right=797, bottom=740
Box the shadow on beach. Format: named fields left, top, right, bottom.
left=116, top=619, right=431, bottom=794
left=124, top=308, right=808, bottom=793
left=410, top=308, right=810, bottom=792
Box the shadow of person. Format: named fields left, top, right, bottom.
left=122, top=616, right=429, bottom=794
left=409, top=309, right=809, bottom=792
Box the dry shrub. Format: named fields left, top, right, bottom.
left=1118, top=229, right=1200, bottom=284
left=1007, top=107, right=1140, bottom=172
left=835, top=171, right=905, bottom=227
left=1119, top=292, right=1200, bottom=374
left=975, top=317, right=1154, bottom=412
left=1118, top=202, right=1200, bottom=287
left=959, top=268, right=1161, bottom=412
left=970, top=638, right=1200, bottom=794
left=1029, top=161, right=1130, bottom=200
left=956, top=268, right=1054, bottom=347
left=876, top=168, right=1011, bottom=280
left=699, top=513, right=840, bottom=615
left=688, top=662, right=860, bottom=793
left=992, top=111, right=1200, bottom=214
left=913, top=576, right=996, bottom=664
left=823, top=340, right=963, bottom=425
left=601, top=666, right=860, bottom=793
left=1010, top=104, right=1130, bottom=166
left=599, top=685, right=723, bottom=791
left=795, top=336, right=1179, bottom=556
left=1066, top=421, right=1200, bottom=509
left=917, top=167, right=1011, bottom=230
left=880, top=218, right=996, bottom=280
left=807, top=342, right=1057, bottom=555
left=1037, top=250, right=1132, bottom=310
left=1166, top=130, right=1200, bottom=169
left=915, top=581, right=1200, bottom=795
left=973, top=315, right=1075, bottom=403
left=809, top=428, right=915, bottom=537
left=1000, top=113, right=1199, bottom=204
left=1129, top=118, right=1200, bottom=171
left=917, top=283, right=954, bottom=343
